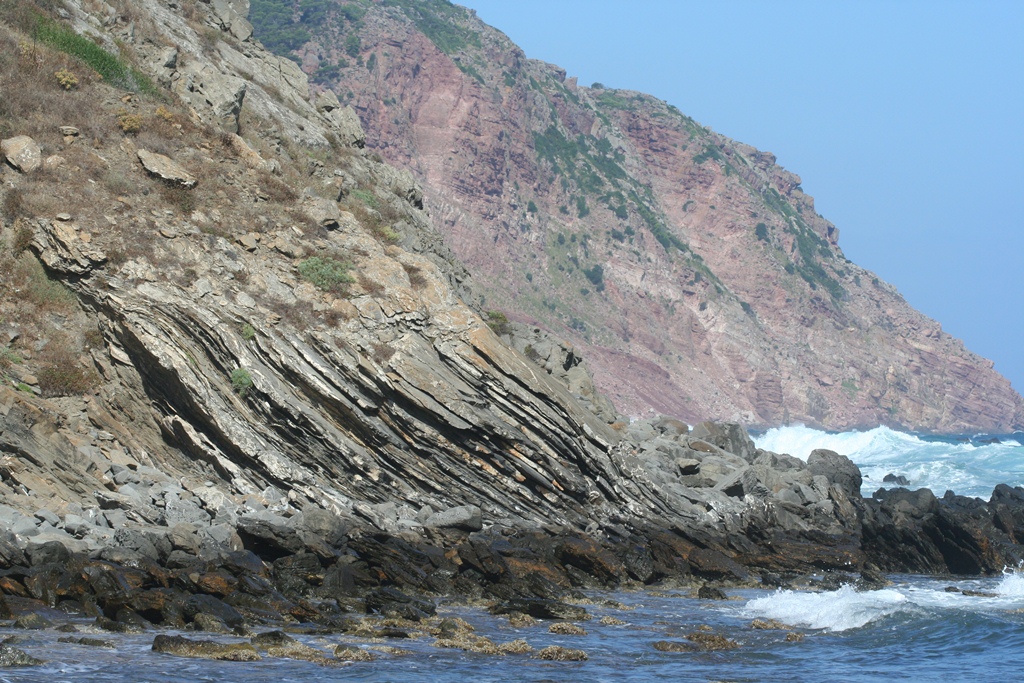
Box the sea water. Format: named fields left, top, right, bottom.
left=3, top=425, right=1023, bottom=681
left=4, top=572, right=1024, bottom=682
left=754, top=424, right=1024, bottom=499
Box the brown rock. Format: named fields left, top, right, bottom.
left=536, top=645, right=588, bottom=661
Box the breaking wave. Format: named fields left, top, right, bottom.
left=753, top=424, right=1024, bottom=498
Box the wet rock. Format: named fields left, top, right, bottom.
left=334, top=645, right=376, bottom=661
left=0, top=644, right=44, bottom=666
left=687, top=548, right=748, bottom=582
left=490, top=599, right=588, bottom=621
left=548, top=622, right=586, bottom=635
left=883, top=473, right=910, bottom=486
left=536, top=645, right=588, bottom=661
left=13, top=613, right=52, bottom=630
left=697, top=585, right=728, bottom=600
left=506, top=611, right=538, bottom=628
left=557, top=537, right=623, bottom=585
left=750, top=618, right=789, bottom=630
left=431, top=616, right=474, bottom=638
left=364, top=587, right=436, bottom=620
left=685, top=631, right=739, bottom=651
left=652, top=639, right=697, bottom=652
left=152, top=634, right=261, bottom=661
left=183, top=594, right=245, bottom=629
left=599, top=615, right=627, bottom=626
left=433, top=634, right=500, bottom=655
left=56, top=636, right=115, bottom=648
left=250, top=630, right=297, bottom=648
left=497, top=638, right=532, bottom=654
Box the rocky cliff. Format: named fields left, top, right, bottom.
left=0, top=0, right=1019, bottom=610
left=2, top=3, right=1024, bottom=656
left=288, top=0, right=1023, bottom=433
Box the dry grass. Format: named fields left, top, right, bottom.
left=36, top=337, right=97, bottom=396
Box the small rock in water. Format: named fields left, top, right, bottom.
left=698, top=585, right=728, bottom=600
left=751, top=618, right=789, bottom=630
left=0, top=644, right=44, bottom=667
left=536, top=645, right=588, bottom=661
left=548, top=622, right=587, bottom=635
left=334, top=645, right=377, bottom=661
left=685, top=631, right=740, bottom=651
left=152, top=634, right=261, bottom=661
left=57, top=636, right=115, bottom=648
left=883, top=473, right=910, bottom=485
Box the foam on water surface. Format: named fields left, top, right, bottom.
left=753, top=424, right=1024, bottom=498
left=743, top=585, right=907, bottom=632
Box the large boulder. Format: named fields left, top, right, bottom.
left=807, top=449, right=862, bottom=497
left=689, top=422, right=758, bottom=462
left=1, top=136, right=41, bottom=173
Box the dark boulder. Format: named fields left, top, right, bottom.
left=235, top=518, right=304, bottom=561
left=489, top=598, right=587, bottom=620
left=807, top=449, right=862, bottom=497
left=364, top=587, right=436, bottom=620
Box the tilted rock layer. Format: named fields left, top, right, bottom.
left=297, top=0, right=1022, bottom=432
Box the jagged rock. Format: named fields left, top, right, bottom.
left=807, top=449, right=862, bottom=497
left=211, top=0, right=253, bottom=41
left=690, top=422, right=758, bottom=462
left=883, top=473, right=910, bottom=485
left=172, top=63, right=247, bottom=133
left=1, top=136, right=41, bottom=173
left=136, top=150, right=197, bottom=188
left=303, top=197, right=343, bottom=229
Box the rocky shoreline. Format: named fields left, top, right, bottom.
left=1, top=0, right=1022, bottom=671
left=1, top=418, right=1023, bottom=668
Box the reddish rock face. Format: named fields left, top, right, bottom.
left=307, top=4, right=1022, bottom=432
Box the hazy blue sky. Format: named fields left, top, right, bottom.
left=458, top=0, right=1024, bottom=397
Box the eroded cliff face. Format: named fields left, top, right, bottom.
left=0, top=0, right=873, bottom=570
left=298, top=0, right=1022, bottom=432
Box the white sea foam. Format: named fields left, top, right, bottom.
left=996, top=569, right=1024, bottom=597
left=753, top=424, right=1024, bottom=498
left=743, top=585, right=907, bottom=632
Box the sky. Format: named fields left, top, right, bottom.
left=457, top=0, right=1024, bottom=396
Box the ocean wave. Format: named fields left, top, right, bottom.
left=743, top=585, right=906, bottom=632
left=753, top=424, right=1024, bottom=498
left=997, top=569, right=1024, bottom=597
